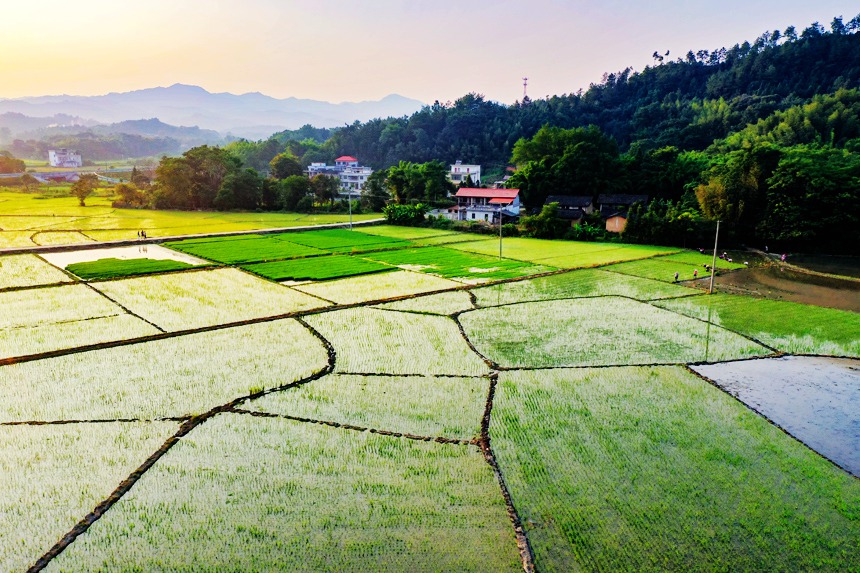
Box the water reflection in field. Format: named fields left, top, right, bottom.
left=693, top=356, right=859, bottom=477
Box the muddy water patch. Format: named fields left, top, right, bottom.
left=693, top=356, right=859, bottom=476
left=42, top=244, right=209, bottom=269
left=714, top=266, right=860, bottom=312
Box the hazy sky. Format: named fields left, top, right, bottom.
left=1, top=0, right=856, bottom=104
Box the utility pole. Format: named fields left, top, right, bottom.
left=709, top=220, right=720, bottom=294
left=499, top=206, right=503, bottom=259
left=348, top=189, right=353, bottom=230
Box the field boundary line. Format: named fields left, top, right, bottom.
left=228, top=408, right=476, bottom=445
left=0, top=280, right=77, bottom=294
left=478, top=372, right=535, bottom=573
left=83, top=282, right=166, bottom=333
left=685, top=365, right=859, bottom=480
left=27, top=322, right=337, bottom=572
left=1, top=417, right=188, bottom=427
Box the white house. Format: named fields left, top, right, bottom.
left=449, top=160, right=481, bottom=187
left=444, top=187, right=520, bottom=223
left=48, top=149, right=82, bottom=168
left=307, top=156, right=373, bottom=191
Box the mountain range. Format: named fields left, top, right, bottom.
left=0, top=84, right=425, bottom=140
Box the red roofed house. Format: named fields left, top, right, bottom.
left=444, top=188, right=521, bottom=224
left=335, top=156, right=359, bottom=168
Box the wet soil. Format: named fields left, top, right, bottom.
left=693, top=356, right=860, bottom=477
left=789, top=254, right=860, bottom=279
left=705, top=265, right=860, bottom=313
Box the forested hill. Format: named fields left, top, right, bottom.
left=324, top=16, right=860, bottom=174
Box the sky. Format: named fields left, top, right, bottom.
left=1, top=0, right=857, bottom=105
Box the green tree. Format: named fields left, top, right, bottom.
left=278, top=175, right=312, bottom=211
left=269, top=152, right=303, bottom=179
left=113, top=182, right=148, bottom=207
left=361, top=169, right=390, bottom=211
left=519, top=202, right=568, bottom=239
left=310, top=174, right=339, bottom=206
left=214, top=168, right=263, bottom=210
left=71, top=173, right=99, bottom=206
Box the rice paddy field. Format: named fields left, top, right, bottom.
left=1, top=224, right=858, bottom=572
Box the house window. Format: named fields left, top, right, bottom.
left=471, top=213, right=475, bottom=220
left=484, top=214, right=488, bottom=221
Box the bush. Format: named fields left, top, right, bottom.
left=382, top=203, right=428, bottom=226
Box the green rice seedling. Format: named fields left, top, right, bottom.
left=459, top=296, right=769, bottom=368
left=164, top=235, right=325, bottom=264
left=361, top=246, right=555, bottom=282
left=354, top=225, right=459, bottom=240
left=294, top=270, right=461, bottom=305
left=1, top=314, right=159, bottom=361
left=491, top=366, right=860, bottom=572
left=66, top=258, right=197, bottom=280
left=0, top=422, right=176, bottom=573
left=656, top=250, right=747, bottom=269
left=91, top=268, right=329, bottom=331
left=0, top=283, right=123, bottom=330
left=0, top=231, right=37, bottom=248
left=0, top=254, right=71, bottom=289
left=242, top=255, right=393, bottom=282
left=412, top=232, right=492, bottom=245
left=30, top=231, right=94, bottom=246
left=306, top=307, right=488, bottom=376
left=376, top=290, right=476, bottom=315
left=447, top=237, right=678, bottom=267
left=654, top=293, right=860, bottom=356
left=246, top=373, right=486, bottom=440
left=0, top=319, right=329, bottom=422
left=48, top=415, right=520, bottom=572
left=273, top=228, right=410, bottom=252
left=471, top=268, right=695, bottom=307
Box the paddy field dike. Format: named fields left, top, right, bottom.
left=1, top=222, right=858, bottom=572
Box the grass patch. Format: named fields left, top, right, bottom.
left=355, top=225, right=459, bottom=240
left=361, top=246, right=555, bottom=282
left=242, top=255, right=393, bottom=281
left=66, top=257, right=197, bottom=280
left=471, top=268, right=695, bottom=307
left=654, top=293, right=860, bottom=356
left=491, top=366, right=860, bottom=572
left=49, top=415, right=521, bottom=572
left=460, top=297, right=769, bottom=367
left=246, top=373, right=486, bottom=441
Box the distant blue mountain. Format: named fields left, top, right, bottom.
left=0, top=84, right=425, bottom=139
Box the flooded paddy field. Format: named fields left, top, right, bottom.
left=710, top=264, right=860, bottom=312
left=693, top=356, right=860, bottom=477
left=41, top=244, right=209, bottom=269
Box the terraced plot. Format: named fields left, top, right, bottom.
left=67, top=258, right=197, bottom=280
left=48, top=415, right=521, bottom=573
left=0, top=319, right=329, bottom=422
left=655, top=293, right=860, bottom=356
left=294, top=270, right=460, bottom=304
left=246, top=373, right=487, bottom=441
left=362, top=246, right=555, bottom=282
left=491, top=367, right=860, bottom=572
left=164, top=235, right=325, bottom=264
left=92, top=268, right=329, bottom=330
left=243, top=254, right=393, bottom=282
left=459, top=296, right=770, bottom=367
left=0, top=254, right=72, bottom=289
left=0, top=422, right=177, bottom=573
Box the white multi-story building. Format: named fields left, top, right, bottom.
left=48, top=149, right=83, bottom=168
left=307, top=156, right=373, bottom=191
left=449, top=160, right=481, bottom=186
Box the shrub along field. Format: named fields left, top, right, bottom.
left=1, top=225, right=857, bottom=571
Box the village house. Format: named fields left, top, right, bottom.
left=448, top=160, right=481, bottom=187
left=307, top=155, right=373, bottom=192
left=544, top=195, right=595, bottom=226
left=597, top=194, right=648, bottom=233
left=443, top=187, right=521, bottom=224
left=48, top=149, right=83, bottom=168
